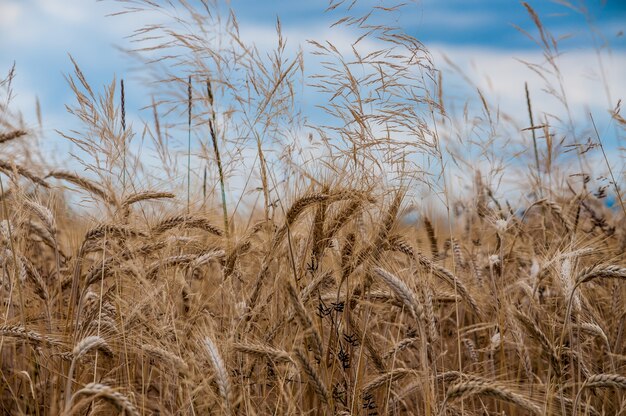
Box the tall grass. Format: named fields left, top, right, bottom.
left=0, top=0, right=624, bottom=414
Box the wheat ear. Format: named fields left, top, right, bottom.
left=0, top=129, right=27, bottom=143
left=68, top=382, right=138, bottom=416
left=573, top=374, right=626, bottom=416
left=203, top=336, right=232, bottom=415
left=442, top=379, right=542, bottom=415
left=64, top=335, right=113, bottom=412
left=233, top=342, right=293, bottom=364
left=293, top=348, right=329, bottom=404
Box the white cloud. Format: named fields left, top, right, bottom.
left=1, top=1, right=622, bottom=212
left=431, top=44, right=626, bottom=124
left=0, top=1, right=21, bottom=27
left=36, top=0, right=89, bottom=23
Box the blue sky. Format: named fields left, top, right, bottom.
left=231, top=0, right=626, bottom=49
left=1, top=0, right=623, bottom=123
left=1, top=0, right=624, bottom=205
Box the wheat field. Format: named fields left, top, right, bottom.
left=1, top=1, right=625, bottom=415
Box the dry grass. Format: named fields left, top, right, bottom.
left=0, top=0, right=624, bottom=415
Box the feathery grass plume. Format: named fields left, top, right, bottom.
left=203, top=336, right=232, bottom=415
left=442, top=378, right=542, bottom=415
left=590, top=113, right=626, bottom=218
left=68, top=383, right=138, bottom=416
left=0, top=160, right=48, bottom=188
left=233, top=342, right=293, bottom=363
left=293, top=348, right=329, bottom=404
left=0, top=129, right=27, bottom=144
left=46, top=170, right=116, bottom=205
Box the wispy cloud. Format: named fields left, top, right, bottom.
left=1, top=0, right=623, bottom=199
left=433, top=44, right=625, bottom=117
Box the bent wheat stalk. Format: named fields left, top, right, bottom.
left=572, top=374, right=626, bottom=416
left=442, top=378, right=542, bottom=415
left=68, top=383, right=138, bottom=416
